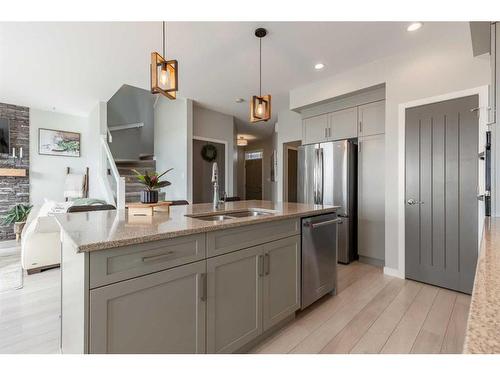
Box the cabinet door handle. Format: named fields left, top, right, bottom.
left=324, top=127, right=328, bottom=138
left=359, top=120, right=362, bottom=133
left=141, top=251, right=175, bottom=263
left=199, top=273, right=207, bottom=302
left=258, top=255, right=264, bottom=277
left=264, top=253, right=270, bottom=275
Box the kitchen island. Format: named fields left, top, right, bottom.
left=56, top=200, right=337, bottom=354
left=464, top=218, right=500, bottom=354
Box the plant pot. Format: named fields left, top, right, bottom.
left=14, top=221, right=26, bottom=242
left=140, top=190, right=159, bottom=204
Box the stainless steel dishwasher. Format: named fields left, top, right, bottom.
left=301, top=213, right=341, bottom=309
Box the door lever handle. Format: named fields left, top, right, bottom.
left=407, top=199, right=424, bottom=205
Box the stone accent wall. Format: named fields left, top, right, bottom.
left=0, top=103, right=29, bottom=240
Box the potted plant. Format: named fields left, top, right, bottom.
left=2, top=204, right=32, bottom=241
left=132, top=168, right=173, bottom=204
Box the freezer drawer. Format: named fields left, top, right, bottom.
left=301, top=213, right=340, bottom=309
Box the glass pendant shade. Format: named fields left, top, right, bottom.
left=151, top=52, right=178, bottom=100
left=250, top=95, right=271, bottom=123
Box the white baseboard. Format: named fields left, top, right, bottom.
left=383, top=266, right=404, bottom=279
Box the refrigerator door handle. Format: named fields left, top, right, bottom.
left=313, top=149, right=317, bottom=204
left=313, top=148, right=319, bottom=204
left=318, top=148, right=324, bottom=204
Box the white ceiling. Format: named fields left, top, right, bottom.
left=0, top=22, right=472, bottom=140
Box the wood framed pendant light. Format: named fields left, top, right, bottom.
left=237, top=136, right=248, bottom=146
left=250, top=28, right=271, bottom=123
left=151, top=21, right=178, bottom=100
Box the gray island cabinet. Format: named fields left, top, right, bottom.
left=58, top=201, right=337, bottom=354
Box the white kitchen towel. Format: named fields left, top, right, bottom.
left=64, top=173, right=85, bottom=199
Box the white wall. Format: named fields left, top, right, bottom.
left=288, top=36, right=490, bottom=273
left=154, top=96, right=193, bottom=201
left=29, top=108, right=105, bottom=205
left=275, top=109, right=303, bottom=202
left=192, top=104, right=235, bottom=196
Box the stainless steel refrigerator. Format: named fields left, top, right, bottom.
left=298, top=140, right=357, bottom=263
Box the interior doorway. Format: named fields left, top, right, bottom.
left=405, top=95, right=479, bottom=294
left=283, top=141, right=301, bottom=202
left=245, top=150, right=263, bottom=200
left=192, top=138, right=226, bottom=204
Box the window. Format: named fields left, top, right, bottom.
left=245, top=150, right=263, bottom=160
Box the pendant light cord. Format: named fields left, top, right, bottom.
left=162, top=21, right=166, bottom=57
left=259, top=37, right=262, bottom=96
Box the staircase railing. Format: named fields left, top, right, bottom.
left=99, top=134, right=126, bottom=210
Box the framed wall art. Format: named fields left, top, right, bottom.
left=38, top=128, right=81, bottom=157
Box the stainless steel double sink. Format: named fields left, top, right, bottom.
left=187, top=209, right=276, bottom=222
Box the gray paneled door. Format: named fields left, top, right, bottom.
left=405, top=95, right=478, bottom=294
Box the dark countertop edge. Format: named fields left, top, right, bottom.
left=58, top=206, right=338, bottom=253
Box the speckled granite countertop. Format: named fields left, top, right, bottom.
left=55, top=200, right=337, bottom=253
left=464, top=218, right=500, bottom=353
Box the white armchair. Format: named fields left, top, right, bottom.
left=21, top=199, right=114, bottom=274
left=21, top=204, right=63, bottom=274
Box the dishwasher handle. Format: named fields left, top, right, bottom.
left=305, top=218, right=343, bottom=229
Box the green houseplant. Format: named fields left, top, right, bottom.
left=2, top=204, right=32, bottom=241
left=132, top=168, right=173, bottom=204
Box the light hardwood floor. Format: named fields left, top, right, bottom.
left=0, top=260, right=470, bottom=354
left=250, top=262, right=471, bottom=354
left=0, top=265, right=60, bottom=354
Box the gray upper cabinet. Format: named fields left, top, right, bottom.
left=303, top=100, right=385, bottom=144
left=89, top=260, right=206, bottom=354
left=357, top=133, right=385, bottom=263
left=358, top=101, right=385, bottom=137
left=206, top=245, right=263, bottom=353
left=262, top=236, right=300, bottom=331
left=329, top=107, right=358, bottom=140
left=303, top=114, right=329, bottom=145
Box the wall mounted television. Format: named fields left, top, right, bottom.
left=0, top=118, right=9, bottom=154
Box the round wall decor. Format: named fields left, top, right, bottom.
left=201, top=144, right=218, bottom=162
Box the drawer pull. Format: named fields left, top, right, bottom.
left=141, top=251, right=175, bottom=263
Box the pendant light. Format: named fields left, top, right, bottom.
left=151, top=21, right=178, bottom=100
left=250, top=28, right=271, bottom=123
left=237, top=136, right=248, bottom=146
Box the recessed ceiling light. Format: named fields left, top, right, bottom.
left=236, top=98, right=245, bottom=103
left=407, top=22, right=423, bottom=32
left=314, top=63, right=325, bottom=70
